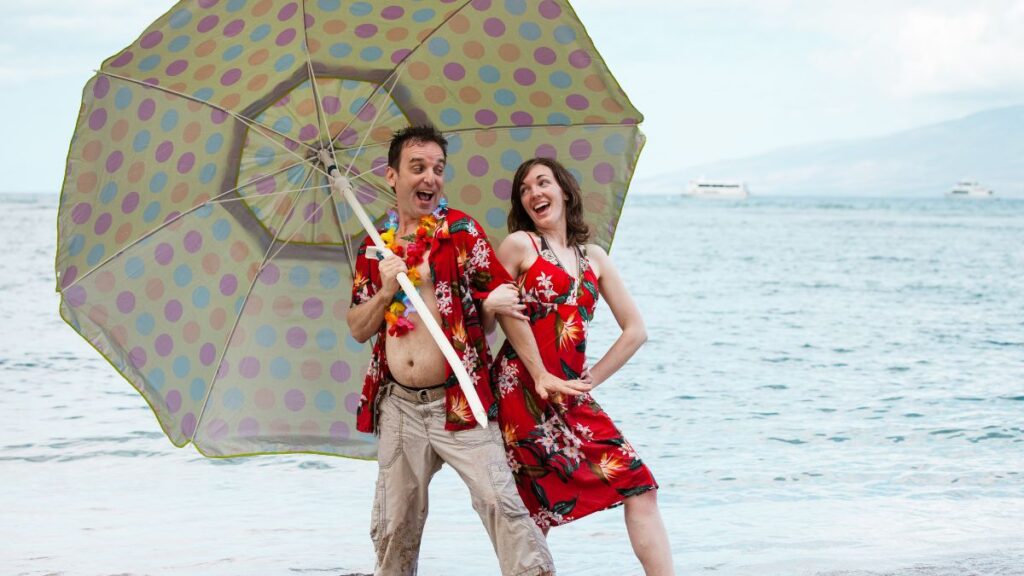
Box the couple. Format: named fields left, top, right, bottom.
left=345, top=125, right=673, bottom=575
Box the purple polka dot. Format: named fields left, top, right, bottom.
left=197, top=0, right=217, bottom=7
left=304, top=13, right=315, bottom=28
left=566, top=94, right=590, bottom=111
left=219, top=274, right=238, bottom=296
left=64, top=285, right=87, bottom=307
left=121, top=192, right=140, bottom=214
left=330, top=361, right=351, bottom=383
left=322, top=96, right=340, bottom=114
left=276, top=28, right=297, bottom=46
left=155, top=141, right=174, bottom=163
left=223, top=19, right=245, bottom=37
left=513, top=68, right=536, bottom=86
left=338, top=127, right=358, bottom=146
left=155, top=333, right=174, bottom=357
left=116, top=291, right=135, bottom=314
left=539, top=0, right=562, bottom=19
left=303, top=202, right=323, bottom=223
left=197, top=14, right=220, bottom=33
left=475, top=109, right=497, bottom=125
left=166, top=59, right=189, bottom=76
left=534, top=47, right=557, bottom=66
left=381, top=5, right=404, bottom=19
left=129, top=346, right=147, bottom=369
left=166, top=390, right=181, bottom=413
left=444, top=62, right=466, bottom=81
left=93, top=76, right=110, bottom=98
left=298, top=124, right=318, bottom=141
left=88, top=108, right=107, bottom=131
left=164, top=211, right=181, bottom=224
left=285, top=389, right=306, bottom=411
left=303, top=298, right=323, bottom=319
left=472, top=0, right=492, bottom=9
left=536, top=144, right=557, bottom=159
left=570, top=139, right=592, bottom=161
left=345, top=392, right=360, bottom=414
left=138, top=98, right=155, bottom=121
left=206, top=419, right=228, bottom=441
left=211, top=109, right=228, bottom=124
left=71, top=202, right=92, bottom=225
left=154, top=242, right=174, bottom=265
left=253, top=174, right=276, bottom=196
left=356, top=103, right=378, bottom=122
left=184, top=230, right=203, bottom=253
left=94, top=213, right=113, bottom=235
left=177, top=152, right=196, bottom=174
left=278, top=2, right=298, bottom=21
left=286, top=327, right=307, bottom=348
left=140, top=30, right=163, bottom=49
left=110, top=51, right=133, bottom=68
left=391, top=48, right=412, bottom=64
left=239, top=356, right=261, bottom=378
left=238, top=418, right=260, bottom=437
left=105, top=151, right=124, bottom=173
left=217, top=361, right=230, bottom=379
left=494, top=178, right=512, bottom=200
left=259, top=263, right=280, bottom=285
left=511, top=111, right=534, bottom=126
left=467, top=155, right=489, bottom=177
left=61, top=266, right=78, bottom=289
left=355, top=23, right=377, bottom=38
left=181, top=413, right=196, bottom=437
left=483, top=18, right=505, bottom=37
left=220, top=68, right=241, bottom=86
left=143, top=77, right=160, bottom=87
left=329, top=421, right=350, bottom=439
left=593, top=162, right=614, bottom=184
left=200, top=343, right=216, bottom=366
left=569, top=49, right=592, bottom=69
left=165, top=299, right=183, bottom=322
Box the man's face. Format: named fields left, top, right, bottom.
left=386, top=140, right=446, bottom=222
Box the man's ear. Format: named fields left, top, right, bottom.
left=385, top=165, right=397, bottom=189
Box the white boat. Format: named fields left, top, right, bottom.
left=684, top=179, right=750, bottom=199
left=946, top=180, right=993, bottom=198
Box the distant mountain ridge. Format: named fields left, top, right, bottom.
left=640, top=106, right=1024, bottom=197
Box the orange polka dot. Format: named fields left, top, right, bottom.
left=248, top=48, right=269, bottom=66
left=247, top=262, right=260, bottom=282
left=247, top=74, right=268, bottom=91
left=195, top=63, right=216, bottom=81
left=167, top=218, right=184, bottom=232
left=76, top=172, right=97, bottom=194
left=460, top=184, right=481, bottom=205
left=499, top=43, right=520, bottom=62
left=95, top=270, right=116, bottom=293
left=115, top=222, right=133, bottom=243
left=297, top=98, right=316, bottom=116
left=183, top=321, right=200, bottom=343
left=233, top=326, right=247, bottom=345
left=273, top=296, right=294, bottom=317
left=416, top=29, right=431, bottom=42
left=371, top=126, right=392, bottom=142
left=301, top=359, right=322, bottom=380
left=583, top=114, right=607, bottom=124
left=602, top=98, right=624, bottom=114
left=584, top=74, right=606, bottom=92
left=275, top=197, right=294, bottom=216
left=386, top=27, right=408, bottom=42
left=220, top=93, right=241, bottom=109
left=315, top=232, right=333, bottom=243
left=584, top=192, right=607, bottom=214
left=327, top=120, right=346, bottom=136
left=111, top=119, right=129, bottom=142
left=210, top=307, right=227, bottom=330
left=146, top=278, right=165, bottom=300
left=474, top=131, right=497, bottom=147
left=462, top=41, right=485, bottom=59
left=408, top=61, right=431, bottom=81
left=87, top=305, right=108, bottom=326
left=187, top=100, right=203, bottom=113
left=168, top=82, right=187, bottom=94
left=307, top=38, right=321, bottom=53
left=196, top=39, right=217, bottom=58
left=332, top=299, right=347, bottom=320
left=246, top=294, right=264, bottom=315
left=530, top=91, right=552, bottom=107
left=192, top=193, right=211, bottom=207
left=110, top=325, right=128, bottom=347
left=324, top=19, right=346, bottom=34
left=202, top=253, right=221, bottom=275
left=82, top=141, right=102, bottom=162
left=171, top=182, right=190, bottom=203
left=424, top=85, right=447, bottom=104
left=183, top=121, right=201, bottom=143
left=230, top=240, right=250, bottom=262
left=459, top=86, right=481, bottom=104
left=449, top=14, right=470, bottom=34
left=128, top=161, right=145, bottom=184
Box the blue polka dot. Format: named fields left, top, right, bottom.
left=148, top=368, right=166, bottom=391
left=568, top=167, right=584, bottom=185
left=519, top=22, right=541, bottom=41
left=86, top=244, right=105, bottom=266
left=172, top=356, right=191, bottom=378
left=168, top=35, right=190, bottom=53
left=318, top=0, right=341, bottom=10
left=213, top=219, right=231, bottom=240
left=168, top=9, right=192, bottom=29
left=223, top=44, right=244, bottom=61
left=505, top=0, right=527, bottom=15
left=447, top=135, right=463, bottom=154
left=138, top=55, right=161, bottom=72
left=223, top=388, right=244, bottom=410
left=125, top=256, right=145, bottom=279
left=200, top=163, right=217, bottom=184
left=440, top=108, right=462, bottom=126
left=412, top=8, right=435, bottom=22
left=68, top=234, right=85, bottom=257
left=136, top=313, right=155, bottom=336
left=479, top=65, right=500, bottom=84
left=173, top=264, right=193, bottom=287
left=100, top=182, right=118, bottom=205
left=316, top=329, right=338, bottom=351
left=287, top=165, right=305, bottom=184
left=549, top=71, right=572, bottom=89
left=554, top=25, right=577, bottom=44
left=205, top=133, right=223, bottom=154
left=133, top=130, right=150, bottom=152
left=254, top=146, right=275, bottom=167
left=315, top=391, right=336, bottom=412
left=234, top=297, right=245, bottom=315
left=274, top=54, right=295, bottom=73
left=428, top=38, right=449, bottom=57
left=270, top=357, right=291, bottom=379
left=444, top=164, right=455, bottom=183
left=359, top=47, right=382, bottom=62
left=319, top=267, right=340, bottom=289
left=329, top=43, right=352, bottom=58
left=149, top=172, right=167, bottom=194
left=115, top=87, right=133, bottom=110
left=500, top=150, right=523, bottom=171
left=604, top=133, right=627, bottom=155
left=250, top=23, right=271, bottom=42
left=486, top=207, right=506, bottom=229
left=344, top=334, right=365, bottom=353
left=192, top=286, right=210, bottom=308
left=160, top=109, right=179, bottom=132
left=196, top=204, right=214, bottom=218
left=255, top=325, right=277, bottom=347
left=226, top=0, right=247, bottom=12
left=349, top=97, right=369, bottom=115
left=190, top=378, right=206, bottom=401
left=350, top=2, right=372, bottom=16
left=289, top=266, right=310, bottom=287
left=143, top=201, right=162, bottom=223
left=494, top=89, right=516, bottom=106
left=193, top=87, right=214, bottom=102
left=547, top=112, right=571, bottom=125
left=272, top=117, right=293, bottom=134
left=510, top=127, right=533, bottom=142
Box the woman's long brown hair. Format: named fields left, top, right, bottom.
left=507, top=157, right=590, bottom=246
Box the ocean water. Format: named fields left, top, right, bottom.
left=2, top=193, right=1023, bottom=575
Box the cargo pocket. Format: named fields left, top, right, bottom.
left=376, top=397, right=402, bottom=470
left=370, top=476, right=385, bottom=547
left=488, top=461, right=529, bottom=518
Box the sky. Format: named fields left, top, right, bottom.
left=2, top=0, right=1023, bottom=193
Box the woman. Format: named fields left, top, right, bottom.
left=489, top=158, right=674, bottom=575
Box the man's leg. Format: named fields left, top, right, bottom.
left=428, top=403, right=554, bottom=576
left=371, top=392, right=442, bottom=576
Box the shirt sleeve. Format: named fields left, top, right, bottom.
left=351, top=235, right=379, bottom=307
left=462, top=217, right=513, bottom=300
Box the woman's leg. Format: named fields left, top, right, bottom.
left=623, top=490, right=675, bottom=575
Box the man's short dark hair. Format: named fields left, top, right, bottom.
left=388, top=124, right=448, bottom=171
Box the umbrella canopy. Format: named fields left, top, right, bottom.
left=56, top=0, right=644, bottom=458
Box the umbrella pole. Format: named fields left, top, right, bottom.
left=321, top=161, right=488, bottom=428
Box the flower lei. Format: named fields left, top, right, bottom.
left=378, top=198, right=447, bottom=337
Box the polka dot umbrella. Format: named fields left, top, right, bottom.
left=56, top=0, right=644, bottom=458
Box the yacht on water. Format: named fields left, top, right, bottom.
left=946, top=181, right=993, bottom=198
left=684, top=179, right=750, bottom=199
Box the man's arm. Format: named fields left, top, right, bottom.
left=347, top=252, right=405, bottom=343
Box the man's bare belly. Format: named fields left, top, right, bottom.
left=385, top=277, right=449, bottom=387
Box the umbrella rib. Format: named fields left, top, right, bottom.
left=61, top=159, right=311, bottom=292
left=191, top=167, right=316, bottom=446
left=443, top=121, right=638, bottom=136
left=301, top=2, right=331, bottom=151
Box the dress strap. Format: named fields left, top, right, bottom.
left=528, top=233, right=542, bottom=255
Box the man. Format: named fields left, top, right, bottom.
left=344, top=125, right=555, bottom=575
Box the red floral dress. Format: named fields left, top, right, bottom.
left=492, top=235, right=657, bottom=529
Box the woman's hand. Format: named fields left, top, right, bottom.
left=580, top=365, right=595, bottom=388
left=534, top=372, right=592, bottom=401
left=483, top=283, right=528, bottom=321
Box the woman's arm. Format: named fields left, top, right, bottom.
left=586, top=244, right=647, bottom=387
